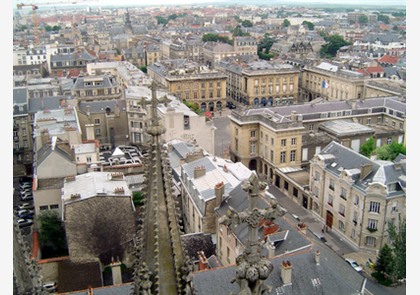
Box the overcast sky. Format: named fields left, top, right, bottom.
left=12, top=0, right=407, bottom=7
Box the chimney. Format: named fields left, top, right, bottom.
left=280, top=260, right=292, bottom=286
left=314, top=250, right=320, bottom=265
left=267, top=242, right=276, bottom=259
left=290, top=111, right=297, bottom=121
left=194, top=166, right=206, bottom=178
left=110, top=257, right=122, bottom=285
left=41, top=129, right=50, bottom=146
left=214, top=181, right=225, bottom=206
left=360, top=163, right=373, bottom=179
left=198, top=251, right=209, bottom=270
left=263, top=220, right=279, bottom=238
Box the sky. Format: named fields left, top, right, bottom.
left=11, top=0, right=407, bottom=7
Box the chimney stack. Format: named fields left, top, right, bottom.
left=314, top=250, right=320, bottom=265
left=280, top=260, right=292, bottom=286
left=198, top=251, right=209, bottom=271
left=360, top=163, right=373, bottom=179
left=110, top=257, right=122, bottom=285
left=214, top=181, right=225, bottom=207
left=290, top=111, right=297, bottom=121
left=194, top=166, right=206, bottom=178
left=267, top=242, right=276, bottom=259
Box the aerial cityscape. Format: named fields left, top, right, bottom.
left=12, top=0, right=408, bottom=294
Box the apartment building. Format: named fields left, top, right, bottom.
left=145, top=44, right=160, bottom=66
left=301, top=62, right=366, bottom=101
left=50, top=49, right=97, bottom=78
left=232, top=36, right=258, bottom=57
left=217, top=59, right=300, bottom=106
left=309, top=141, right=406, bottom=252
left=180, top=155, right=252, bottom=235
left=71, top=74, right=123, bottom=102
left=229, top=96, right=405, bottom=182
left=203, top=42, right=236, bottom=68
left=148, top=59, right=227, bottom=112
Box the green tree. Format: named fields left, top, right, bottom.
left=132, top=191, right=144, bottom=206
left=360, top=136, right=376, bottom=158
left=202, top=33, right=219, bottom=42
left=281, top=19, right=291, bottom=28
left=52, top=25, right=61, bottom=31
left=38, top=211, right=67, bottom=253
left=378, top=14, right=390, bottom=24
left=387, top=218, right=406, bottom=280
left=232, top=26, right=250, bottom=37
left=258, top=33, right=274, bottom=54
left=241, top=19, right=253, bottom=27
left=44, top=25, right=53, bottom=32
left=156, top=16, right=168, bottom=26
left=373, top=141, right=405, bottom=161
left=358, top=14, right=369, bottom=24
left=320, top=34, right=351, bottom=58
left=139, top=66, right=147, bottom=74
left=373, top=243, right=395, bottom=285
left=302, top=20, right=314, bottom=31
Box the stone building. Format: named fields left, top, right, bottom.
left=300, top=61, right=367, bottom=101
left=217, top=59, right=300, bottom=106
left=148, top=59, right=227, bottom=111
left=309, top=141, right=406, bottom=253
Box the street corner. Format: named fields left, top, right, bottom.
left=343, top=252, right=375, bottom=275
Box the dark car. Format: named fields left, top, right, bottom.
left=227, top=102, right=237, bottom=109
left=17, top=218, right=33, bottom=228
left=19, top=176, right=32, bottom=184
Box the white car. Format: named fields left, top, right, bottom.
left=15, top=202, right=34, bottom=211
left=43, top=281, right=57, bottom=292
left=345, top=258, right=363, bottom=273
left=17, top=218, right=33, bottom=228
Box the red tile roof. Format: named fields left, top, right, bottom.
left=378, top=55, right=399, bottom=65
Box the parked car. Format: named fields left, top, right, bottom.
left=43, top=281, right=57, bottom=293
left=15, top=202, right=34, bottom=211
left=17, top=218, right=33, bottom=228
left=227, top=101, right=237, bottom=109
left=21, top=193, right=33, bottom=201
left=17, top=213, right=34, bottom=220
left=16, top=209, right=34, bottom=216
left=19, top=183, right=32, bottom=190
left=19, top=176, right=32, bottom=184
left=345, top=258, right=363, bottom=273
left=313, top=232, right=327, bottom=243
left=20, top=188, right=32, bottom=195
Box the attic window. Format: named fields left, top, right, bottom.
left=331, top=162, right=337, bottom=167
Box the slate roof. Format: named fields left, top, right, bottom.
left=181, top=232, right=216, bottom=261
left=57, top=259, right=103, bottom=294
left=319, top=120, right=375, bottom=137
left=192, top=247, right=365, bottom=295
left=28, top=96, right=75, bottom=113
left=13, top=87, right=28, bottom=116
left=318, top=141, right=406, bottom=195
left=36, top=143, right=73, bottom=167
left=215, top=185, right=311, bottom=256
left=78, top=99, right=127, bottom=113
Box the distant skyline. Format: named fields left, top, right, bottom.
left=12, top=0, right=407, bottom=7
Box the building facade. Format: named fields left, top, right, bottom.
left=309, top=141, right=406, bottom=253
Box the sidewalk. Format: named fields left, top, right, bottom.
left=266, top=184, right=377, bottom=276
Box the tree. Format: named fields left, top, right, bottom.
left=281, top=19, right=291, bottom=28
left=360, top=136, right=376, bottom=158
left=241, top=19, right=253, bottom=28
left=358, top=14, right=369, bottom=24
left=156, top=16, right=168, bottom=26
left=302, top=20, right=314, bottom=31
left=44, top=25, right=53, bottom=32
left=232, top=26, right=250, bottom=37
left=38, top=211, right=67, bottom=255
left=258, top=33, right=274, bottom=55
left=139, top=66, right=147, bottom=74
left=52, top=25, right=61, bottom=31
left=373, top=141, right=405, bottom=161
left=320, top=34, right=351, bottom=59
left=387, top=218, right=406, bottom=280
left=202, top=33, right=219, bottom=42
left=378, top=14, right=390, bottom=24
left=132, top=191, right=144, bottom=206
left=373, top=243, right=395, bottom=285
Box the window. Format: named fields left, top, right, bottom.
left=354, top=195, right=359, bottom=206
left=391, top=202, right=398, bottom=213
left=290, top=150, right=296, bottom=162
left=270, top=150, right=274, bottom=162
left=367, top=219, right=378, bottom=230
left=40, top=205, right=48, bottom=211
left=23, top=140, right=28, bottom=148
left=50, top=204, right=59, bottom=210
left=353, top=211, right=358, bottom=224
left=367, top=118, right=371, bottom=125
left=309, top=124, right=314, bottom=131
left=235, top=128, right=238, bottom=136
left=302, top=148, right=308, bottom=161
left=339, top=204, right=345, bottom=217
left=329, top=179, right=335, bottom=191
left=271, top=138, right=274, bottom=145
left=280, top=151, right=286, bottom=163
left=369, top=201, right=380, bottom=213
left=250, top=130, right=256, bottom=138
left=314, top=171, right=320, bottom=181
left=377, top=117, right=382, bottom=123
left=22, top=128, right=27, bottom=136
left=86, top=156, right=92, bottom=163
left=338, top=220, right=345, bottom=232
left=392, top=121, right=396, bottom=128
left=284, top=181, right=289, bottom=190
left=281, top=139, right=286, bottom=147
left=387, top=137, right=392, bottom=144
left=351, top=229, right=356, bottom=239
left=95, top=128, right=101, bottom=135
left=291, top=138, right=296, bottom=145
left=313, top=187, right=319, bottom=198
left=250, top=142, right=256, bottom=154
left=366, top=236, right=376, bottom=247
left=340, top=188, right=347, bottom=200
left=293, top=187, right=298, bottom=198
left=327, top=195, right=333, bottom=206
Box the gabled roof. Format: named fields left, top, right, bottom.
left=378, top=55, right=399, bottom=65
